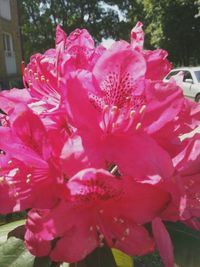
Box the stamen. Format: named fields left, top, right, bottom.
left=119, top=218, right=124, bottom=224
left=124, top=228, right=130, bottom=236
left=111, top=106, right=118, bottom=113
left=129, top=109, right=135, bottom=118
left=136, top=122, right=142, bottom=130
left=139, top=105, right=146, bottom=114
left=26, top=174, right=32, bottom=184
left=103, top=105, right=109, bottom=112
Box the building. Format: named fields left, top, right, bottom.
left=0, top=0, right=22, bottom=90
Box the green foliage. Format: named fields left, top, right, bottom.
left=167, top=222, right=200, bottom=267
left=19, top=0, right=200, bottom=66
left=0, top=237, right=35, bottom=267
left=19, top=0, right=121, bottom=61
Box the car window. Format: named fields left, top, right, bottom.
left=194, top=71, right=200, bottom=83
left=183, top=71, right=193, bottom=82
left=165, top=70, right=180, bottom=80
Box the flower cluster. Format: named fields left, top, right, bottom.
left=0, top=22, right=200, bottom=267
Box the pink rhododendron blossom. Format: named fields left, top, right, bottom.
left=0, top=21, right=200, bottom=267
left=0, top=107, right=68, bottom=213
left=25, top=168, right=170, bottom=262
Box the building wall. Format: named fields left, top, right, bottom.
left=0, top=0, right=22, bottom=89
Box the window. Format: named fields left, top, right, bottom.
left=165, top=71, right=180, bottom=80
left=194, top=71, right=200, bottom=83
left=183, top=71, right=193, bottom=83
left=0, top=0, right=11, bottom=20
left=3, top=32, right=16, bottom=75
left=3, top=33, right=13, bottom=56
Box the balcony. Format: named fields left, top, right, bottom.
left=4, top=51, right=17, bottom=75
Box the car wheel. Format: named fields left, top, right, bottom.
left=195, top=94, right=200, bottom=103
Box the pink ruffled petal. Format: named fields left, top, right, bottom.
left=50, top=223, right=98, bottom=263
left=152, top=218, right=174, bottom=267
left=105, top=133, right=174, bottom=182
left=131, top=21, right=144, bottom=51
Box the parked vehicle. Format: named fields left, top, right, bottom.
left=163, top=67, right=200, bottom=102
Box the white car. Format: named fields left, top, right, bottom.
left=163, top=67, right=200, bottom=102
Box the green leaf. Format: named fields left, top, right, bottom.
left=0, top=236, right=35, bottom=267
left=0, top=220, right=25, bottom=245
left=0, top=220, right=56, bottom=267
left=167, top=222, right=200, bottom=267
left=112, top=248, right=134, bottom=267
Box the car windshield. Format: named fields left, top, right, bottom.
left=194, top=71, right=200, bottom=83
left=165, top=70, right=180, bottom=80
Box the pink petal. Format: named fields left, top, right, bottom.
left=152, top=218, right=174, bottom=267
left=105, top=133, right=174, bottom=182
left=114, top=224, right=154, bottom=256
left=50, top=222, right=98, bottom=263
left=65, top=70, right=99, bottom=131
left=144, top=49, right=172, bottom=80
left=93, top=48, right=146, bottom=94
left=12, top=108, right=48, bottom=157
left=0, top=127, right=47, bottom=168
left=0, top=88, right=32, bottom=114
left=131, top=21, right=144, bottom=51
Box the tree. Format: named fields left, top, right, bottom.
left=19, top=0, right=121, bottom=61
left=142, top=0, right=200, bottom=66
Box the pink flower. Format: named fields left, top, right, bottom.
left=0, top=106, right=67, bottom=213
left=131, top=21, right=172, bottom=80
left=25, top=168, right=170, bottom=262
left=172, top=134, right=200, bottom=224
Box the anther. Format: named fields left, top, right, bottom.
left=96, top=225, right=100, bottom=230
left=113, top=217, right=118, bottom=223
left=136, top=122, right=142, bottom=130
left=15, top=192, right=19, bottom=197
left=119, top=218, right=124, bottom=224
left=112, top=123, right=116, bottom=128
left=0, top=176, right=4, bottom=183
left=139, top=105, right=146, bottom=114
left=103, top=105, right=109, bottom=112
left=8, top=160, right=12, bottom=165
left=26, top=174, right=32, bottom=183
left=124, top=228, right=130, bottom=236
left=111, top=106, right=118, bottom=112
left=99, top=234, right=104, bottom=240
left=130, top=110, right=135, bottom=118
left=99, top=209, right=104, bottom=214
left=89, top=226, right=93, bottom=231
